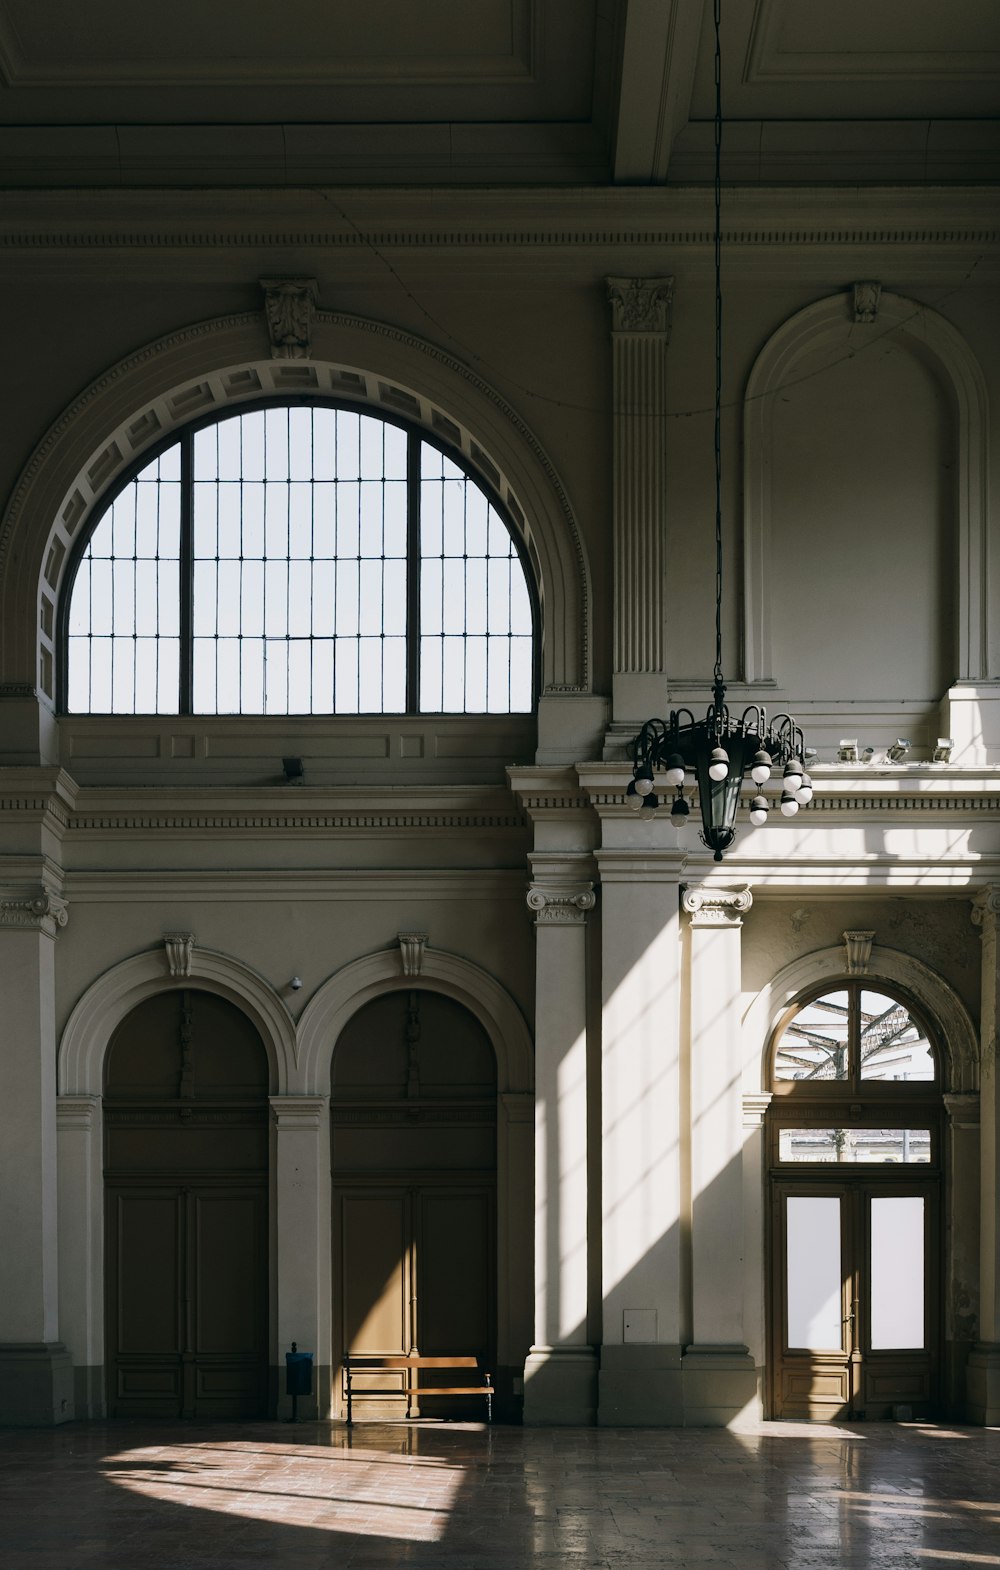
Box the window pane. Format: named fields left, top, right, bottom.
left=786, top=1196, right=843, bottom=1350
left=68, top=409, right=534, bottom=717
left=859, top=990, right=936, bottom=1081
left=774, top=992, right=850, bottom=1081
left=778, top=1129, right=932, bottom=1164
left=870, top=1196, right=924, bottom=1349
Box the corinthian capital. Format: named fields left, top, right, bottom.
left=606, top=276, right=673, bottom=335
left=526, top=883, right=596, bottom=926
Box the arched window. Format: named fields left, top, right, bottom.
left=769, top=981, right=940, bottom=1165
left=62, top=403, right=536, bottom=716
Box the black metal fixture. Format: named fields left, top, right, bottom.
left=624, top=0, right=813, bottom=861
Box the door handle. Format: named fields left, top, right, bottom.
left=842, top=1311, right=855, bottom=1323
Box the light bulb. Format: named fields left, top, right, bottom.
left=795, top=772, right=813, bottom=805
left=638, top=791, right=659, bottom=821
left=626, top=782, right=643, bottom=811
left=708, top=747, right=730, bottom=782
left=780, top=790, right=799, bottom=817
left=669, top=796, right=690, bottom=828
left=634, top=769, right=654, bottom=797
left=749, top=794, right=769, bottom=827
left=751, top=750, right=772, bottom=785
left=665, top=753, right=686, bottom=788
left=782, top=758, right=803, bottom=794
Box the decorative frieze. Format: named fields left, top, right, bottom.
left=852, top=280, right=882, bottom=323
left=0, top=888, right=68, bottom=936
left=843, top=930, right=876, bottom=974
left=163, top=931, right=195, bottom=978
left=260, top=277, right=318, bottom=359
left=682, top=885, right=753, bottom=927
left=526, top=883, right=596, bottom=925
left=397, top=932, right=428, bottom=977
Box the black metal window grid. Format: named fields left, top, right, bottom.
left=64, top=404, right=536, bottom=716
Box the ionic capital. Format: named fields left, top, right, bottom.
left=682, top=884, right=753, bottom=927
left=527, top=883, right=596, bottom=926
left=606, top=276, right=673, bottom=335
left=0, top=886, right=68, bottom=937
left=972, top=886, right=1000, bottom=933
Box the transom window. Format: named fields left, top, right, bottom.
left=772, top=984, right=937, bottom=1087
left=63, top=403, right=535, bottom=715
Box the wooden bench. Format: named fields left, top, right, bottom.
left=343, top=1354, right=493, bottom=1426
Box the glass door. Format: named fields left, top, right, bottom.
left=771, top=1180, right=939, bottom=1420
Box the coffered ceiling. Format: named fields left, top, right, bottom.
left=0, top=0, right=996, bottom=186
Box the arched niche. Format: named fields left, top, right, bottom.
left=743, top=288, right=989, bottom=690
left=0, top=310, right=591, bottom=702
left=743, top=943, right=979, bottom=1097
left=59, top=943, right=296, bottom=1097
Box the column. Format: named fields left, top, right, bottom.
left=271, top=1096, right=330, bottom=1419
left=57, top=1094, right=104, bottom=1418
left=0, top=887, right=74, bottom=1424
left=606, top=275, right=673, bottom=725
left=682, top=884, right=757, bottom=1425
left=969, top=888, right=1000, bottom=1422
left=523, top=857, right=598, bottom=1423
left=597, top=851, right=685, bottom=1424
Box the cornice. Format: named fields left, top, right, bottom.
left=0, top=187, right=995, bottom=254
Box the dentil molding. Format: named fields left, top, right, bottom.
left=682, top=885, right=753, bottom=926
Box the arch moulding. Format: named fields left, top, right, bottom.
left=297, top=944, right=534, bottom=1097
left=1, top=310, right=591, bottom=701
left=743, top=288, right=990, bottom=686
left=743, top=941, right=979, bottom=1096
left=59, top=943, right=298, bottom=1096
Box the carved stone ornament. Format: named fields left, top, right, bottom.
left=0, top=888, right=68, bottom=936
left=164, top=932, right=195, bottom=978
left=260, top=277, right=319, bottom=360
left=852, top=281, right=882, bottom=324
left=971, top=886, right=1000, bottom=932
left=682, top=885, right=753, bottom=927
left=606, top=276, right=673, bottom=335
left=843, top=930, right=876, bottom=975
left=397, top=932, right=428, bottom=978
left=526, top=883, right=596, bottom=925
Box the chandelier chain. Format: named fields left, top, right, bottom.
left=713, top=0, right=724, bottom=696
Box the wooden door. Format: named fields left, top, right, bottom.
left=107, top=1182, right=268, bottom=1418
left=333, top=1180, right=495, bottom=1418
left=771, top=1178, right=940, bottom=1420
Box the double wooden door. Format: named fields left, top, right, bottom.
left=770, top=1178, right=940, bottom=1420
left=334, top=1181, right=494, bottom=1418
left=106, top=1182, right=268, bottom=1419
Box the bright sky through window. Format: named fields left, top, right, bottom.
left=65, top=406, right=534, bottom=716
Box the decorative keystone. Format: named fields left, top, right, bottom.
left=260, top=277, right=319, bottom=359
left=852, top=281, right=882, bottom=323
left=397, top=932, right=428, bottom=977
left=682, top=885, right=753, bottom=926
left=526, top=884, right=596, bottom=926
left=164, top=932, right=195, bottom=978
left=843, top=930, right=875, bottom=974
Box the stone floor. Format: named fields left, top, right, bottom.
left=1, top=1419, right=999, bottom=1569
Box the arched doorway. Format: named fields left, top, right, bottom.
left=330, top=989, right=497, bottom=1419
left=766, top=980, right=944, bottom=1421
left=104, top=989, right=270, bottom=1418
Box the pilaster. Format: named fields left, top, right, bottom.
left=270, top=1095, right=330, bottom=1419
left=56, top=1094, right=104, bottom=1417
left=522, top=860, right=598, bottom=1424
left=943, top=1093, right=980, bottom=1417
left=681, top=885, right=758, bottom=1425
left=969, top=888, right=1000, bottom=1421
left=606, top=275, right=673, bottom=724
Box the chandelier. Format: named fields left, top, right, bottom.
left=625, top=0, right=813, bottom=861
